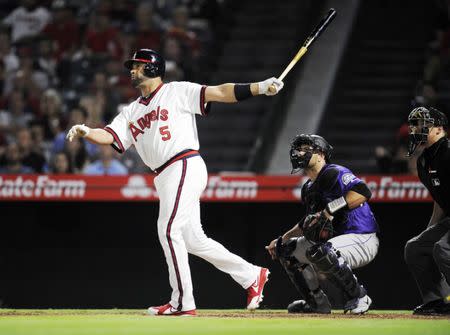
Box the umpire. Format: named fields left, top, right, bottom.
left=404, top=106, right=450, bottom=315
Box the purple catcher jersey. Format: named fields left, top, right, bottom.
left=301, top=164, right=378, bottom=235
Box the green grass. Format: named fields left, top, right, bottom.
left=0, top=309, right=448, bottom=335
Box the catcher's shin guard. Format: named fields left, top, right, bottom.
left=276, top=238, right=331, bottom=313
left=306, top=242, right=365, bottom=301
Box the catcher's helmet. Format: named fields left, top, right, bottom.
left=407, top=106, right=448, bottom=156
left=290, top=134, right=333, bottom=174
left=124, top=49, right=165, bottom=79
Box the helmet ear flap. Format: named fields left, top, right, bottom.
left=143, top=59, right=165, bottom=79
left=143, top=63, right=156, bottom=78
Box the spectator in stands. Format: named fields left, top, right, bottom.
left=78, top=94, right=105, bottom=128
left=187, top=0, right=221, bottom=24
left=21, top=39, right=57, bottom=96
left=0, top=0, right=218, bottom=175
left=38, top=88, right=64, bottom=141
left=108, top=0, right=135, bottom=29
left=120, top=146, right=151, bottom=174
left=52, top=105, right=98, bottom=158
left=132, top=2, right=163, bottom=51
left=164, top=60, right=184, bottom=82
left=161, top=36, right=193, bottom=80
left=49, top=151, right=72, bottom=174
left=0, top=29, right=19, bottom=81
left=0, top=142, right=33, bottom=173
left=0, top=90, right=33, bottom=139
left=0, top=132, right=7, bottom=168
left=184, top=0, right=217, bottom=59
left=64, top=137, right=88, bottom=173
left=166, top=5, right=201, bottom=59
left=84, top=11, right=123, bottom=60
left=22, top=55, right=45, bottom=95
left=29, top=120, right=51, bottom=162
left=88, top=70, right=121, bottom=123
left=104, top=59, right=135, bottom=102
left=83, top=144, right=127, bottom=175
left=424, top=12, right=450, bottom=86
left=375, top=118, right=419, bottom=175
left=3, top=62, right=42, bottom=119
left=152, top=0, right=180, bottom=20
left=16, top=127, right=46, bottom=173
left=32, top=38, right=58, bottom=91
left=2, top=0, right=51, bottom=44
left=0, top=61, right=5, bottom=98
left=42, top=0, right=81, bottom=61
left=413, top=82, right=439, bottom=109
left=0, top=59, right=3, bottom=92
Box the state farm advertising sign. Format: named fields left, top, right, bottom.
left=0, top=174, right=431, bottom=202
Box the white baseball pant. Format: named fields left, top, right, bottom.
left=154, top=155, right=259, bottom=311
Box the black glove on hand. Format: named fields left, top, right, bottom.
left=302, top=211, right=334, bottom=243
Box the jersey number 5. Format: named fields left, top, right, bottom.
left=159, top=126, right=171, bottom=141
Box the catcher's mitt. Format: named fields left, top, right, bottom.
left=302, top=211, right=334, bottom=243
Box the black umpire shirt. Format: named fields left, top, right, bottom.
left=417, top=137, right=450, bottom=216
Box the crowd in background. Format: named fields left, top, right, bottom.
left=0, top=0, right=222, bottom=175
left=1, top=0, right=448, bottom=176
left=375, top=0, right=450, bottom=175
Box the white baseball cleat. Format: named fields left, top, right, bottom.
left=147, top=303, right=196, bottom=316
left=345, top=295, right=372, bottom=314
left=246, top=267, right=270, bottom=310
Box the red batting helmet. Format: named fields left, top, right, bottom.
left=124, top=49, right=166, bottom=79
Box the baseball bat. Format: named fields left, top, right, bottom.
left=268, top=8, right=337, bottom=93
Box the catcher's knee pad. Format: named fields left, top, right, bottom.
left=306, top=242, right=364, bottom=299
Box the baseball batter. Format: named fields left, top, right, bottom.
left=266, top=134, right=379, bottom=314
left=67, top=49, right=284, bottom=316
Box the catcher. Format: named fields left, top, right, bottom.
left=266, top=134, right=379, bottom=314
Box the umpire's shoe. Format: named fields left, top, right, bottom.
left=413, top=299, right=450, bottom=315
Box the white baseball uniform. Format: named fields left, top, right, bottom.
left=105, top=81, right=260, bottom=311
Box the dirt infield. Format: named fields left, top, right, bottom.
left=0, top=309, right=449, bottom=320
left=199, top=310, right=450, bottom=320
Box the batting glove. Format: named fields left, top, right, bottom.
left=66, top=124, right=90, bottom=142
left=258, top=77, right=284, bottom=96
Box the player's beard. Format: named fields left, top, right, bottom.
left=131, top=76, right=144, bottom=88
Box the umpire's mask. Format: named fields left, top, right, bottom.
left=407, top=107, right=448, bottom=156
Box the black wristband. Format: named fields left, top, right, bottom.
left=234, top=84, right=253, bottom=101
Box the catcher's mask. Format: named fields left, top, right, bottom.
left=407, top=107, right=448, bottom=156
left=124, top=49, right=165, bottom=79
left=290, top=134, right=333, bottom=174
